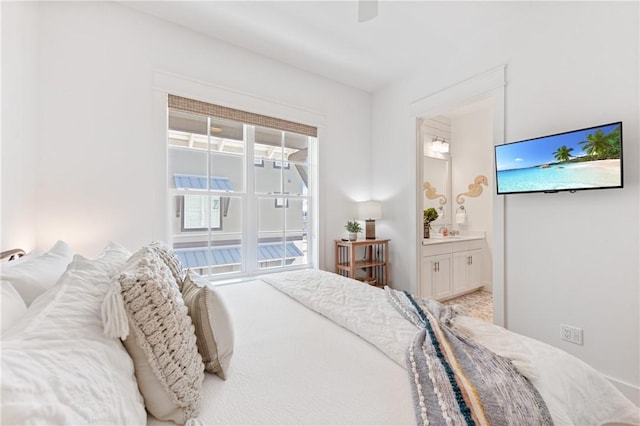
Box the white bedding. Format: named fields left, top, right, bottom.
left=4, top=252, right=637, bottom=426
left=1, top=253, right=146, bottom=425
left=454, top=316, right=640, bottom=426
left=262, top=269, right=640, bottom=425
left=147, top=269, right=639, bottom=426
left=148, top=279, right=415, bottom=425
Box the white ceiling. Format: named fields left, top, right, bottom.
left=122, top=1, right=531, bottom=93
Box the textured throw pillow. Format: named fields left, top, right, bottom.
left=149, top=241, right=184, bottom=289
left=182, top=271, right=234, bottom=379
left=0, top=240, right=73, bottom=305
left=0, top=281, right=27, bottom=334
left=1, top=255, right=146, bottom=425
left=116, top=247, right=204, bottom=424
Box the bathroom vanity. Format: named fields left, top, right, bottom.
left=421, top=235, right=484, bottom=301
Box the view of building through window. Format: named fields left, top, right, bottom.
left=167, top=100, right=315, bottom=279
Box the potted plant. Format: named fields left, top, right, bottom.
left=423, top=208, right=439, bottom=239
left=345, top=219, right=363, bottom=241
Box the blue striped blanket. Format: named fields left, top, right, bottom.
left=386, top=287, right=553, bottom=426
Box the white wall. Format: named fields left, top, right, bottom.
left=1, top=3, right=39, bottom=251
left=450, top=107, right=493, bottom=290
left=372, top=2, right=639, bottom=401
left=1, top=2, right=371, bottom=273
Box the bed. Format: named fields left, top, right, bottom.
left=1, top=241, right=639, bottom=425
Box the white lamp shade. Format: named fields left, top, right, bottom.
left=358, top=201, right=382, bottom=220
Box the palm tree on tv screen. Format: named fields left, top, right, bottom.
left=579, top=127, right=620, bottom=160
left=553, top=145, right=574, bottom=163
left=605, top=125, right=621, bottom=158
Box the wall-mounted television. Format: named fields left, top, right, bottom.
left=495, top=122, right=623, bottom=194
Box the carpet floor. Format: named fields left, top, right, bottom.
left=442, top=289, right=493, bottom=323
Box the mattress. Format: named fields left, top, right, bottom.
left=148, top=279, right=416, bottom=425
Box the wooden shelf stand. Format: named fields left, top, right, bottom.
left=335, top=239, right=390, bottom=287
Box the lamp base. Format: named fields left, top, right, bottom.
left=365, top=219, right=376, bottom=239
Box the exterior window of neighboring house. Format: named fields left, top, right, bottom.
left=167, top=94, right=317, bottom=279
left=181, top=195, right=221, bottom=231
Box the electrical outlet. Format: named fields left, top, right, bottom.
left=560, top=324, right=583, bottom=345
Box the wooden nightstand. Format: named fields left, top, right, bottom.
left=335, top=239, right=389, bottom=287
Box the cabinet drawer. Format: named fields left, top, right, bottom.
left=455, top=239, right=484, bottom=251
left=423, top=243, right=453, bottom=257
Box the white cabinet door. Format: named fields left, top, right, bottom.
left=466, top=249, right=482, bottom=289
left=422, top=254, right=452, bottom=300
left=453, top=249, right=483, bottom=295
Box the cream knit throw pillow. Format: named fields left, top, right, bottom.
left=117, top=247, right=204, bottom=424
left=149, top=241, right=184, bottom=290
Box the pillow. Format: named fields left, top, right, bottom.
left=148, top=241, right=184, bottom=289
left=182, top=270, right=234, bottom=379
left=1, top=255, right=146, bottom=425
left=1, top=281, right=27, bottom=334
left=115, top=247, right=204, bottom=424
left=93, top=241, right=132, bottom=277
left=0, top=240, right=73, bottom=305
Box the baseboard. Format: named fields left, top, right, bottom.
left=605, top=374, right=640, bottom=407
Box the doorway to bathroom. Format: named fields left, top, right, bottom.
left=411, top=66, right=506, bottom=326
left=421, top=100, right=494, bottom=322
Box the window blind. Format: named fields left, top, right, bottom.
left=168, top=94, right=317, bottom=137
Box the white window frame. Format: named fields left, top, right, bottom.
left=152, top=70, right=325, bottom=280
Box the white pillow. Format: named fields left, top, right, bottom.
left=0, top=280, right=27, bottom=334
left=93, top=241, right=132, bottom=277
left=0, top=240, right=73, bottom=305
left=1, top=253, right=146, bottom=424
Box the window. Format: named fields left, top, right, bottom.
left=167, top=95, right=316, bottom=279
left=181, top=195, right=221, bottom=231
left=274, top=192, right=289, bottom=208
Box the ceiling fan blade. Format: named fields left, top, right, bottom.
left=358, top=0, right=378, bottom=23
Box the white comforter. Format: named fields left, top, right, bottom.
left=262, top=269, right=640, bottom=426
left=148, top=278, right=416, bottom=425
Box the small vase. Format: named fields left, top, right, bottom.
left=423, top=225, right=430, bottom=239
left=348, top=232, right=357, bottom=241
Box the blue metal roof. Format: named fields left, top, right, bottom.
left=176, top=242, right=304, bottom=268
left=174, top=174, right=233, bottom=191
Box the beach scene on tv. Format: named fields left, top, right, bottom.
left=496, top=122, right=622, bottom=193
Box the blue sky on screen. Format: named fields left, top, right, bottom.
left=496, top=123, right=620, bottom=171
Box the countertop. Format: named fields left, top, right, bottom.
left=422, top=234, right=484, bottom=245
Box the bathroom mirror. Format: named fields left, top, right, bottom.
left=423, top=154, right=451, bottom=226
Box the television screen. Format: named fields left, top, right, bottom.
left=495, top=122, right=623, bottom=194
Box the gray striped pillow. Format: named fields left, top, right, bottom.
left=182, top=271, right=234, bottom=380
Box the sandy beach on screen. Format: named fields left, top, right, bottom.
left=562, top=159, right=620, bottom=169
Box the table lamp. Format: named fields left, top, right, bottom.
left=358, top=201, right=382, bottom=240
